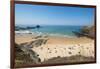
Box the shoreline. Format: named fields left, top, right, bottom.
left=15, top=33, right=94, bottom=45
left=15, top=30, right=77, bottom=38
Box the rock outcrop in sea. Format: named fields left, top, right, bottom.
left=15, top=25, right=41, bottom=31
left=73, top=25, right=95, bottom=39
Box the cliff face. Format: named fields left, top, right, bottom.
left=89, top=26, right=95, bottom=38
left=81, top=25, right=95, bottom=39
left=15, top=43, right=41, bottom=67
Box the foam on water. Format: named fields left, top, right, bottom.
left=15, top=25, right=82, bottom=38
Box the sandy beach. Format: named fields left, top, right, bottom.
left=15, top=34, right=93, bottom=45
left=15, top=34, right=95, bottom=63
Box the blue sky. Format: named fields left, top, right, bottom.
left=15, top=4, right=95, bottom=26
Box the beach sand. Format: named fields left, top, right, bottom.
left=15, top=34, right=95, bottom=65
left=15, top=34, right=93, bottom=45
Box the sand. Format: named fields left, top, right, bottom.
left=15, top=34, right=95, bottom=62
left=15, top=34, right=93, bottom=45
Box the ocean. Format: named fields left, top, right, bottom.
left=15, top=25, right=83, bottom=37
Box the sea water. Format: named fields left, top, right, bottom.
left=15, top=25, right=83, bottom=37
